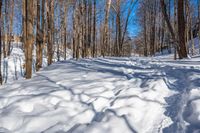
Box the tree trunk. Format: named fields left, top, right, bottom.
left=92, top=0, right=96, bottom=57
left=143, top=6, right=147, bottom=56
left=25, top=0, right=34, bottom=79
left=7, top=0, right=14, bottom=56
left=0, top=0, right=3, bottom=84
left=47, top=0, right=54, bottom=65
left=72, top=3, right=76, bottom=58
left=102, top=0, right=111, bottom=57
left=41, top=0, right=45, bottom=67
left=174, top=0, right=177, bottom=60
left=160, top=0, right=182, bottom=59
left=116, top=0, right=121, bottom=56
left=22, top=0, right=26, bottom=54
left=64, top=2, right=67, bottom=60
left=177, top=0, right=187, bottom=58
left=76, top=3, right=80, bottom=59
left=150, top=1, right=156, bottom=56
left=4, top=0, right=8, bottom=58
left=88, top=0, right=92, bottom=57
left=36, top=0, right=42, bottom=71
left=198, top=0, right=200, bottom=54
left=161, top=14, right=165, bottom=54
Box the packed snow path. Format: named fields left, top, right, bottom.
left=0, top=57, right=200, bottom=133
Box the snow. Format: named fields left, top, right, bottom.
left=183, top=88, right=200, bottom=132
left=1, top=43, right=72, bottom=84
left=3, top=46, right=25, bottom=83
left=0, top=47, right=200, bottom=132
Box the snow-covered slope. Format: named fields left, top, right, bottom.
left=0, top=57, right=200, bottom=133
left=154, top=37, right=200, bottom=59
left=1, top=44, right=72, bottom=84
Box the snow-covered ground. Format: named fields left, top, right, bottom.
left=1, top=44, right=72, bottom=84
left=2, top=45, right=25, bottom=84
left=0, top=54, right=200, bottom=133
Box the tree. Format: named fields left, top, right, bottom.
left=160, top=0, right=187, bottom=59
left=47, top=0, right=54, bottom=65
left=198, top=0, right=200, bottom=54
left=149, top=0, right=156, bottom=56
left=4, top=0, right=8, bottom=58
left=138, top=0, right=157, bottom=56
left=0, top=0, right=2, bottom=84
left=120, top=0, right=137, bottom=56
left=36, top=0, right=42, bottom=71
left=22, top=0, right=26, bottom=52
left=177, top=0, right=187, bottom=58
left=102, top=0, right=111, bottom=57
left=143, top=2, right=147, bottom=56
left=72, top=2, right=76, bottom=58
left=64, top=1, right=68, bottom=60
left=25, top=0, right=34, bottom=79
left=92, top=0, right=96, bottom=57
left=7, top=0, right=14, bottom=56
left=174, top=0, right=177, bottom=59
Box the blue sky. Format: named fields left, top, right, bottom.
left=12, top=0, right=22, bottom=35
left=127, top=1, right=140, bottom=37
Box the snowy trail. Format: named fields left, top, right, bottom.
left=0, top=57, right=200, bottom=133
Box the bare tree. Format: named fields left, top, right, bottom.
left=198, top=0, right=200, bottom=54
left=92, top=0, right=96, bottom=57
left=102, top=0, right=111, bottom=57
left=7, top=0, right=14, bottom=56
left=177, top=0, right=187, bottom=58
left=36, top=0, right=42, bottom=71
left=160, top=0, right=187, bottom=59
left=0, top=0, right=2, bottom=84
left=63, top=1, right=68, bottom=60
left=47, top=0, right=54, bottom=65
left=25, top=0, right=34, bottom=79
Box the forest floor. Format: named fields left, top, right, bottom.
left=0, top=48, right=200, bottom=132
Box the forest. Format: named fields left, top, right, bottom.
left=0, top=0, right=199, bottom=80
left=0, top=0, right=200, bottom=133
